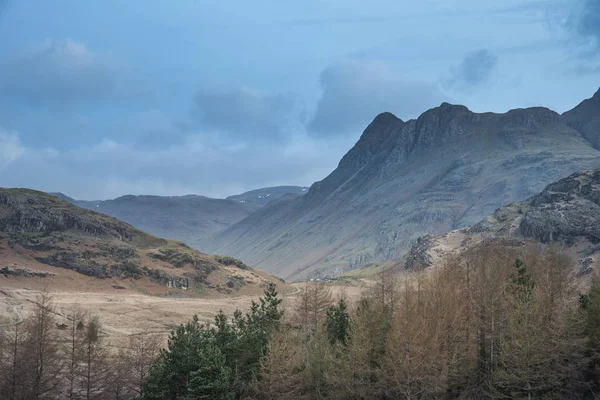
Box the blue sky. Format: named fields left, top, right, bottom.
left=0, top=0, right=598, bottom=199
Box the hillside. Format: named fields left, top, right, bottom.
left=399, top=169, right=600, bottom=275
left=50, top=193, right=261, bottom=249
left=0, top=188, right=286, bottom=296
left=49, top=186, right=308, bottom=249
left=226, top=186, right=309, bottom=206
left=207, top=89, right=600, bottom=281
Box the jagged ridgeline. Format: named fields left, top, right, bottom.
left=0, top=188, right=283, bottom=294
left=206, top=89, right=600, bottom=280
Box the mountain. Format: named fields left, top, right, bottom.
left=50, top=194, right=261, bottom=249
left=206, top=89, right=600, bottom=281
left=402, top=169, right=600, bottom=275
left=0, top=189, right=286, bottom=295
left=226, top=186, right=309, bottom=206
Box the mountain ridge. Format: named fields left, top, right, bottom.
left=206, top=88, right=600, bottom=280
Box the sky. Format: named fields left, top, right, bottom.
left=0, top=0, right=599, bottom=200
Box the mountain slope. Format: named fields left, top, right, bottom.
left=207, top=89, right=600, bottom=281
left=51, top=194, right=261, bottom=249
left=226, top=186, right=309, bottom=206
left=402, top=169, right=600, bottom=275
left=0, top=189, right=286, bottom=295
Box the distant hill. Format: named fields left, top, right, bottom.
left=206, top=88, right=600, bottom=281
left=49, top=194, right=262, bottom=249
left=0, top=188, right=286, bottom=295
left=49, top=186, right=308, bottom=250
left=227, top=186, right=309, bottom=206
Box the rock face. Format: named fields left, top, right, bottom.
left=207, top=89, right=600, bottom=281
left=409, top=169, right=600, bottom=274
left=471, top=170, right=600, bottom=245
left=0, top=189, right=282, bottom=294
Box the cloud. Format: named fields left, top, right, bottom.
left=0, top=39, right=124, bottom=108
left=192, top=86, right=296, bottom=142
left=0, top=126, right=354, bottom=200
left=569, top=0, right=600, bottom=50
left=307, top=60, right=447, bottom=136
left=447, top=49, right=498, bottom=89
left=0, top=129, right=24, bottom=170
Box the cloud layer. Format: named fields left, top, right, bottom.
left=193, top=86, right=296, bottom=142
left=307, top=60, right=446, bottom=136
left=0, top=129, right=354, bottom=200
left=0, top=39, right=121, bottom=108
left=571, top=0, right=600, bottom=49
left=0, top=129, right=24, bottom=170
left=447, top=49, right=498, bottom=89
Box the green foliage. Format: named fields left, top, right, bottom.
left=511, top=258, right=535, bottom=302
left=142, top=283, right=283, bottom=399
left=326, top=298, right=350, bottom=346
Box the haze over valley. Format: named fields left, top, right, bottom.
left=2, top=1, right=600, bottom=398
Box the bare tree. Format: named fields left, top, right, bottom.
left=124, top=332, right=163, bottom=397
left=254, top=328, right=305, bottom=399
left=0, top=318, right=28, bottom=400
left=295, top=281, right=333, bottom=333
left=23, top=291, right=64, bottom=399
left=82, top=316, right=107, bottom=400
left=64, top=306, right=86, bottom=400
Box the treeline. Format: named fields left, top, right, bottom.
left=3, top=241, right=600, bottom=399
left=252, top=242, right=600, bottom=399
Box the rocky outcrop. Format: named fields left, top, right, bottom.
left=518, top=170, right=600, bottom=244
left=1, top=265, right=55, bottom=278
left=403, top=169, right=600, bottom=276
left=0, top=189, right=163, bottom=246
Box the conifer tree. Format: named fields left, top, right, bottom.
left=326, top=298, right=350, bottom=346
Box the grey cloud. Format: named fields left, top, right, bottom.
left=571, top=0, right=600, bottom=49
left=0, top=130, right=353, bottom=200
left=307, top=60, right=447, bottom=136
left=0, top=39, right=123, bottom=108
left=193, top=86, right=296, bottom=142
left=449, top=49, right=498, bottom=88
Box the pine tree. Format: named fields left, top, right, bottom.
left=326, top=298, right=350, bottom=346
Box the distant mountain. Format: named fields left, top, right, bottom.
left=227, top=186, right=309, bottom=206
left=206, top=89, right=600, bottom=281
left=403, top=169, right=600, bottom=275
left=0, top=189, right=286, bottom=295
left=50, top=194, right=261, bottom=249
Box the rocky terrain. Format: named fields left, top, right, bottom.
left=0, top=189, right=286, bottom=296
left=50, top=186, right=307, bottom=249
left=401, top=169, right=600, bottom=275
left=206, top=89, right=600, bottom=281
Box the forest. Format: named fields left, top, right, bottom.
left=2, top=240, right=600, bottom=399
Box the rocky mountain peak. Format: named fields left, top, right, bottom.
left=562, top=87, right=600, bottom=149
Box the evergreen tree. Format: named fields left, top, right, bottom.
left=326, top=298, right=350, bottom=346
left=143, top=283, right=283, bottom=399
